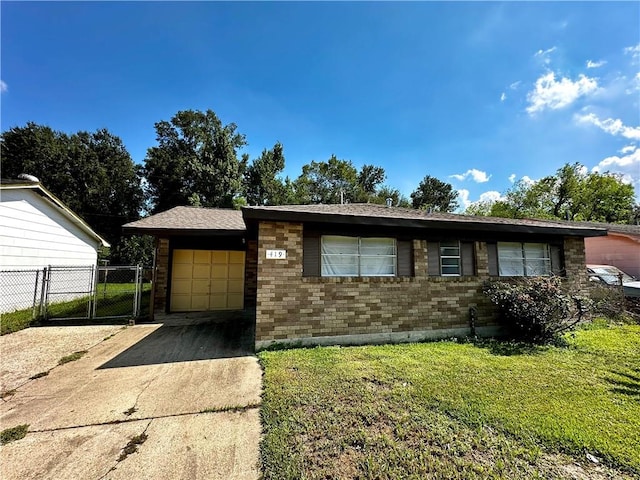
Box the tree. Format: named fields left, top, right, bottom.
left=410, top=175, right=459, bottom=212
left=243, top=142, right=289, bottom=205
left=368, top=185, right=411, bottom=208
left=355, top=164, right=386, bottom=202
left=143, top=109, right=247, bottom=212
left=293, top=155, right=359, bottom=204
left=468, top=163, right=636, bottom=223
left=1, top=123, right=143, bottom=261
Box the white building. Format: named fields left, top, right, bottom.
left=0, top=178, right=109, bottom=313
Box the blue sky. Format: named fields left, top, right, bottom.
left=2, top=2, right=639, bottom=209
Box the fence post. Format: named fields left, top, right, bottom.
left=31, top=270, right=41, bottom=321
left=40, top=266, right=51, bottom=320
left=133, top=265, right=141, bottom=318
left=90, top=265, right=98, bottom=319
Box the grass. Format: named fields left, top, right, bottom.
left=117, top=433, right=148, bottom=462
left=259, top=322, right=640, bottom=479
left=0, top=283, right=151, bottom=335
left=0, top=424, right=29, bottom=445
left=58, top=350, right=88, bottom=365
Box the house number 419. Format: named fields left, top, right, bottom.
left=266, top=249, right=287, bottom=259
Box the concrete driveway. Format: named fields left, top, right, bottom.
left=0, top=314, right=262, bottom=480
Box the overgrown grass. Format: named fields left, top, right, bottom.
left=0, top=283, right=151, bottom=335
left=0, top=424, right=29, bottom=445
left=259, top=323, right=640, bottom=479
left=58, top=350, right=88, bottom=365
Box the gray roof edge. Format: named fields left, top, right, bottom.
left=241, top=206, right=608, bottom=237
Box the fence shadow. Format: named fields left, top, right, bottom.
left=607, top=368, right=640, bottom=398
left=97, top=315, right=255, bottom=368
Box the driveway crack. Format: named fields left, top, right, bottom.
left=96, top=419, right=153, bottom=480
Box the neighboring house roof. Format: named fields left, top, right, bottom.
left=0, top=179, right=110, bottom=247
left=123, top=206, right=246, bottom=236
left=542, top=219, right=640, bottom=241
left=242, top=203, right=608, bottom=237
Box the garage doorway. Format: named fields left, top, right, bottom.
left=170, top=249, right=245, bottom=312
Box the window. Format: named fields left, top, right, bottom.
left=321, top=236, right=396, bottom=277
left=498, top=242, right=551, bottom=276
left=440, top=241, right=460, bottom=276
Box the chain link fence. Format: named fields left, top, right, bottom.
left=0, top=265, right=152, bottom=324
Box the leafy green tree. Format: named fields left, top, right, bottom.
left=410, top=175, right=459, bottom=212
left=143, top=109, right=247, bottom=212
left=243, top=142, right=289, bottom=205
left=368, top=185, right=411, bottom=208
left=1, top=123, right=143, bottom=259
left=293, top=155, right=359, bottom=204
left=470, top=164, right=635, bottom=223
left=355, top=164, right=386, bottom=202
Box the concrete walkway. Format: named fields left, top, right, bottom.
left=0, top=315, right=262, bottom=480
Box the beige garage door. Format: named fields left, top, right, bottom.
left=170, top=249, right=245, bottom=312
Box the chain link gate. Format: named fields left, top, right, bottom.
left=0, top=265, right=151, bottom=323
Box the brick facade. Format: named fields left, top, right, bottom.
left=254, top=221, right=590, bottom=349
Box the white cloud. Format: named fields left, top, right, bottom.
left=458, top=189, right=471, bottom=209
left=478, top=191, right=503, bottom=203
left=521, top=175, right=536, bottom=186
left=620, top=145, right=637, bottom=155
left=534, top=47, right=557, bottom=65
left=624, top=44, right=640, bottom=60
left=500, top=92, right=506, bottom=102
left=450, top=169, right=491, bottom=183
left=509, top=81, right=521, bottom=90
left=0, top=80, right=7, bottom=93
left=526, top=72, right=598, bottom=114
left=586, top=60, right=607, bottom=69
left=592, top=148, right=640, bottom=188
left=508, top=173, right=516, bottom=183
left=575, top=113, right=640, bottom=140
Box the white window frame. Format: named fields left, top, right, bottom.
left=440, top=241, right=461, bottom=276
left=321, top=235, right=397, bottom=277
left=497, top=242, right=551, bottom=277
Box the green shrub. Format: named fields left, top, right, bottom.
left=483, top=276, right=590, bottom=344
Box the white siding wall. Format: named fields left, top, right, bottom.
left=0, top=189, right=98, bottom=269
left=0, top=189, right=99, bottom=313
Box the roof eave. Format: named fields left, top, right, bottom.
left=241, top=208, right=608, bottom=237
left=122, top=226, right=246, bottom=237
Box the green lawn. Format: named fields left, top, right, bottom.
left=0, top=283, right=151, bottom=335
left=259, top=322, right=640, bottom=479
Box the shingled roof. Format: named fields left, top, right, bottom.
left=124, top=203, right=609, bottom=237
left=123, top=206, right=246, bottom=235
left=242, top=203, right=608, bottom=237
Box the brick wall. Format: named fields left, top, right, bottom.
left=255, top=221, right=499, bottom=347
left=154, top=237, right=170, bottom=312
left=563, top=236, right=589, bottom=295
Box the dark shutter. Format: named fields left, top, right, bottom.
left=461, top=241, right=475, bottom=276
left=487, top=242, right=498, bottom=276
left=303, top=234, right=320, bottom=277
left=550, top=244, right=563, bottom=276
left=397, top=240, right=413, bottom=277
left=427, top=241, right=440, bottom=276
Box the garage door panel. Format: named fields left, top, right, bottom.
left=228, top=264, right=244, bottom=279
left=210, top=279, right=228, bottom=293
left=191, top=295, right=210, bottom=310
left=171, top=295, right=191, bottom=312
left=228, top=279, right=244, bottom=294
left=229, top=251, right=245, bottom=264
left=209, top=294, right=227, bottom=309
left=172, top=280, right=192, bottom=295
left=192, top=264, right=210, bottom=279
left=211, top=251, right=228, bottom=264
left=172, top=264, right=193, bottom=279
left=171, top=249, right=245, bottom=312
left=192, top=280, right=210, bottom=295
left=211, top=265, right=228, bottom=278
left=193, top=250, right=211, bottom=264
left=227, top=294, right=244, bottom=310
left=173, top=250, right=193, bottom=264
